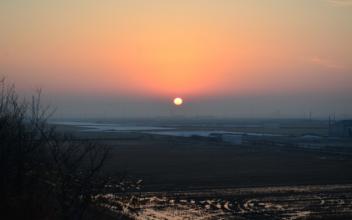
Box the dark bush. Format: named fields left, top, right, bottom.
left=0, top=79, right=112, bottom=220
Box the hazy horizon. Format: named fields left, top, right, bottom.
left=45, top=93, right=350, bottom=119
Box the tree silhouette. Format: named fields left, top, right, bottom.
left=0, top=78, right=122, bottom=220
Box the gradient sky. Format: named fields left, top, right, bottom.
left=1, top=0, right=352, bottom=118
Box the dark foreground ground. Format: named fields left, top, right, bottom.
left=99, top=184, right=352, bottom=220
left=102, top=136, right=352, bottom=191
left=55, top=121, right=352, bottom=219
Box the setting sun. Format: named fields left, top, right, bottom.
left=173, top=97, right=183, bottom=106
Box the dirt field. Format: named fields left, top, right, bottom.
left=54, top=121, right=352, bottom=219
left=98, top=184, right=352, bottom=220
left=93, top=136, right=352, bottom=191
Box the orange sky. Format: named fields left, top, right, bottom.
left=1, top=0, right=352, bottom=117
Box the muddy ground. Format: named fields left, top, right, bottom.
left=55, top=122, right=352, bottom=219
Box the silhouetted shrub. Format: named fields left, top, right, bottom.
left=0, top=79, right=113, bottom=220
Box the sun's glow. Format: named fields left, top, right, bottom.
left=173, top=97, right=183, bottom=106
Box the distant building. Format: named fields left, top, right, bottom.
left=221, top=134, right=242, bottom=145
left=330, top=120, right=352, bottom=137
left=208, top=133, right=243, bottom=145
